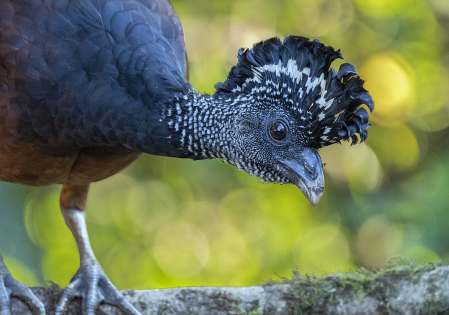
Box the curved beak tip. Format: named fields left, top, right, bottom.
left=308, top=186, right=324, bottom=207
left=279, top=148, right=325, bottom=208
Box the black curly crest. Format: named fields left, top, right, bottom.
left=215, top=36, right=374, bottom=147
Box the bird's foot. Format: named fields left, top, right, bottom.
left=0, top=260, right=45, bottom=315
left=55, top=262, right=140, bottom=315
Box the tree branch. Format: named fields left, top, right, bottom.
left=9, top=262, right=449, bottom=314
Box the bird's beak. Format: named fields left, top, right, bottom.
left=279, top=148, right=325, bottom=207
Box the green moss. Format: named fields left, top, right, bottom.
left=336, top=258, right=440, bottom=303
left=240, top=299, right=261, bottom=314
left=44, top=280, right=61, bottom=289
left=278, top=259, right=442, bottom=314
left=44, top=280, right=63, bottom=304
left=280, top=270, right=334, bottom=314
left=176, top=289, right=242, bottom=315
left=208, top=291, right=241, bottom=310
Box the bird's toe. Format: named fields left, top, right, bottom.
left=0, top=263, right=45, bottom=315
left=56, top=263, right=141, bottom=315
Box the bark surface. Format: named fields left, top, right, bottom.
left=9, top=262, right=449, bottom=315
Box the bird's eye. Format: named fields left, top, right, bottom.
left=269, top=121, right=287, bottom=141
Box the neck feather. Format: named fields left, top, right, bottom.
left=159, top=90, right=286, bottom=184
left=160, top=89, right=237, bottom=161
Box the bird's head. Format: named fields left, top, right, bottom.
left=214, top=36, right=374, bottom=206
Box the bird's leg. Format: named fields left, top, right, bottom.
left=0, top=253, right=45, bottom=315
left=56, top=184, right=141, bottom=315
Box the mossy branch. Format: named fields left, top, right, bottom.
left=9, top=261, right=449, bottom=315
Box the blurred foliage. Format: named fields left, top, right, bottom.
left=1, top=0, right=449, bottom=290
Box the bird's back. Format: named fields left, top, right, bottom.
left=0, top=0, right=188, bottom=185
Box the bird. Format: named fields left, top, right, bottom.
left=0, top=0, right=374, bottom=314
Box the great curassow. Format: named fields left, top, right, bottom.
left=0, top=0, right=374, bottom=314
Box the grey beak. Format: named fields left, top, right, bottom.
left=279, top=148, right=325, bottom=207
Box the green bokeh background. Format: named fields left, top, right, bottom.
left=1, top=0, right=449, bottom=290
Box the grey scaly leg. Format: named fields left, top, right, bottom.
left=55, top=184, right=140, bottom=315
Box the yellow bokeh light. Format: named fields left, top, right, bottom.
left=294, top=225, right=353, bottom=274
left=42, top=247, right=78, bottom=287
left=361, top=53, right=415, bottom=123
left=87, top=174, right=138, bottom=226
left=354, top=0, right=412, bottom=17
left=24, top=190, right=73, bottom=250
left=357, top=216, right=402, bottom=268
left=123, top=180, right=179, bottom=235
left=344, top=144, right=383, bottom=194
left=402, top=246, right=439, bottom=263
left=320, top=142, right=383, bottom=193
left=368, top=123, right=419, bottom=171
left=2, top=255, right=40, bottom=287
left=208, top=226, right=250, bottom=280
left=219, top=188, right=266, bottom=242
left=430, top=0, right=449, bottom=15
left=153, top=222, right=209, bottom=278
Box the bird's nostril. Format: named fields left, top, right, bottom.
left=305, top=163, right=316, bottom=178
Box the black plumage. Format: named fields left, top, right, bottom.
left=0, top=0, right=373, bottom=314
left=216, top=37, right=373, bottom=148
